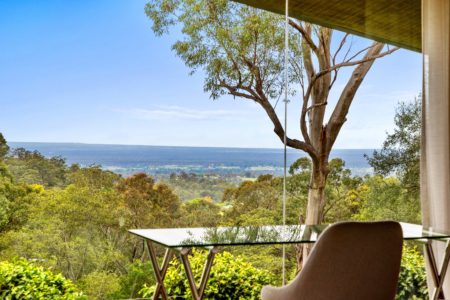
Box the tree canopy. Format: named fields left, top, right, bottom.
left=0, top=116, right=424, bottom=300
left=0, top=133, right=9, bottom=159
left=366, top=97, right=421, bottom=196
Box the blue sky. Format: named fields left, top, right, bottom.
left=0, top=0, right=422, bottom=149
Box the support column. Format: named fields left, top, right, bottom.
left=421, top=0, right=450, bottom=297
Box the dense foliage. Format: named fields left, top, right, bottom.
left=163, top=172, right=235, bottom=202
left=0, top=259, right=84, bottom=299
left=141, top=250, right=274, bottom=299
left=397, top=246, right=428, bottom=300
left=0, top=109, right=426, bottom=300
left=366, top=97, right=421, bottom=196
left=6, top=147, right=67, bottom=188
left=0, top=134, right=9, bottom=159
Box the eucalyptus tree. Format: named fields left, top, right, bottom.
left=366, top=97, right=421, bottom=197
left=146, top=0, right=398, bottom=229
left=0, top=133, right=9, bottom=160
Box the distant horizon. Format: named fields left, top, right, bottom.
left=8, top=141, right=374, bottom=176
left=9, top=141, right=378, bottom=151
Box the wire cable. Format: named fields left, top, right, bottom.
left=282, top=0, right=289, bottom=286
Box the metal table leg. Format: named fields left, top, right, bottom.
left=180, top=247, right=218, bottom=300
left=425, top=240, right=450, bottom=300
left=146, top=240, right=173, bottom=300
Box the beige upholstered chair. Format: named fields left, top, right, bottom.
left=261, top=221, right=403, bottom=300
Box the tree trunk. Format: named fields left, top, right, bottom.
left=305, top=169, right=327, bottom=224
left=296, top=161, right=328, bottom=269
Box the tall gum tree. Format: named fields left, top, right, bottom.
left=146, top=0, right=398, bottom=255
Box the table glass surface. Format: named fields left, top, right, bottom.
left=129, top=222, right=450, bottom=248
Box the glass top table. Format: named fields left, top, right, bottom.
left=130, top=222, right=450, bottom=300
left=129, top=222, right=450, bottom=248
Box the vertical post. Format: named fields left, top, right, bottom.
left=282, top=0, right=289, bottom=286
left=421, top=0, right=450, bottom=296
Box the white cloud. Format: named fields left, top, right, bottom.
left=118, top=105, right=246, bottom=121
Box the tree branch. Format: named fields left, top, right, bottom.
left=219, top=81, right=258, bottom=101
left=332, top=33, right=350, bottom=64
left=288, top=20, right=318, bottom=53
left=317, top=44, right=399, bottom=79
left=329, top=33, right=350, bottom=90
left=258, top=93, right=319, bottom=162
left=325, top=42, right=387, bottom=153
left=220, top=76, right=318, bottom=162
left=306, top=101, right=328, bottom=113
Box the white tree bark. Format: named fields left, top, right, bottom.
left=421, top=0, right=450, bottom=296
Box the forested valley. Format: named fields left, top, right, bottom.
left=0, top=99, right=428, bottom=299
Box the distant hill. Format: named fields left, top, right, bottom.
left=9, top=142, right=374, bottom=176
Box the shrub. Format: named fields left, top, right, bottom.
left=0, top=259, right=85, bottom=299
left=79, top=271, right=121, bottom=300
left=397, top=246, right=428, bottom=300
left=141, top=250, right=274, bottom=299
left=114, top=260, right=156, bottom=299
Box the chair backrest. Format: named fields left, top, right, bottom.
left=269, top=221, right=403, bottom=300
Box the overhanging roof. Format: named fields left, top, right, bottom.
left=232, top=0, right=421, bottom=52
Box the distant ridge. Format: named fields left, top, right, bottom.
left=10, top=141, right=376, bottom=151
left=9, top=142, right=375, bottom=177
